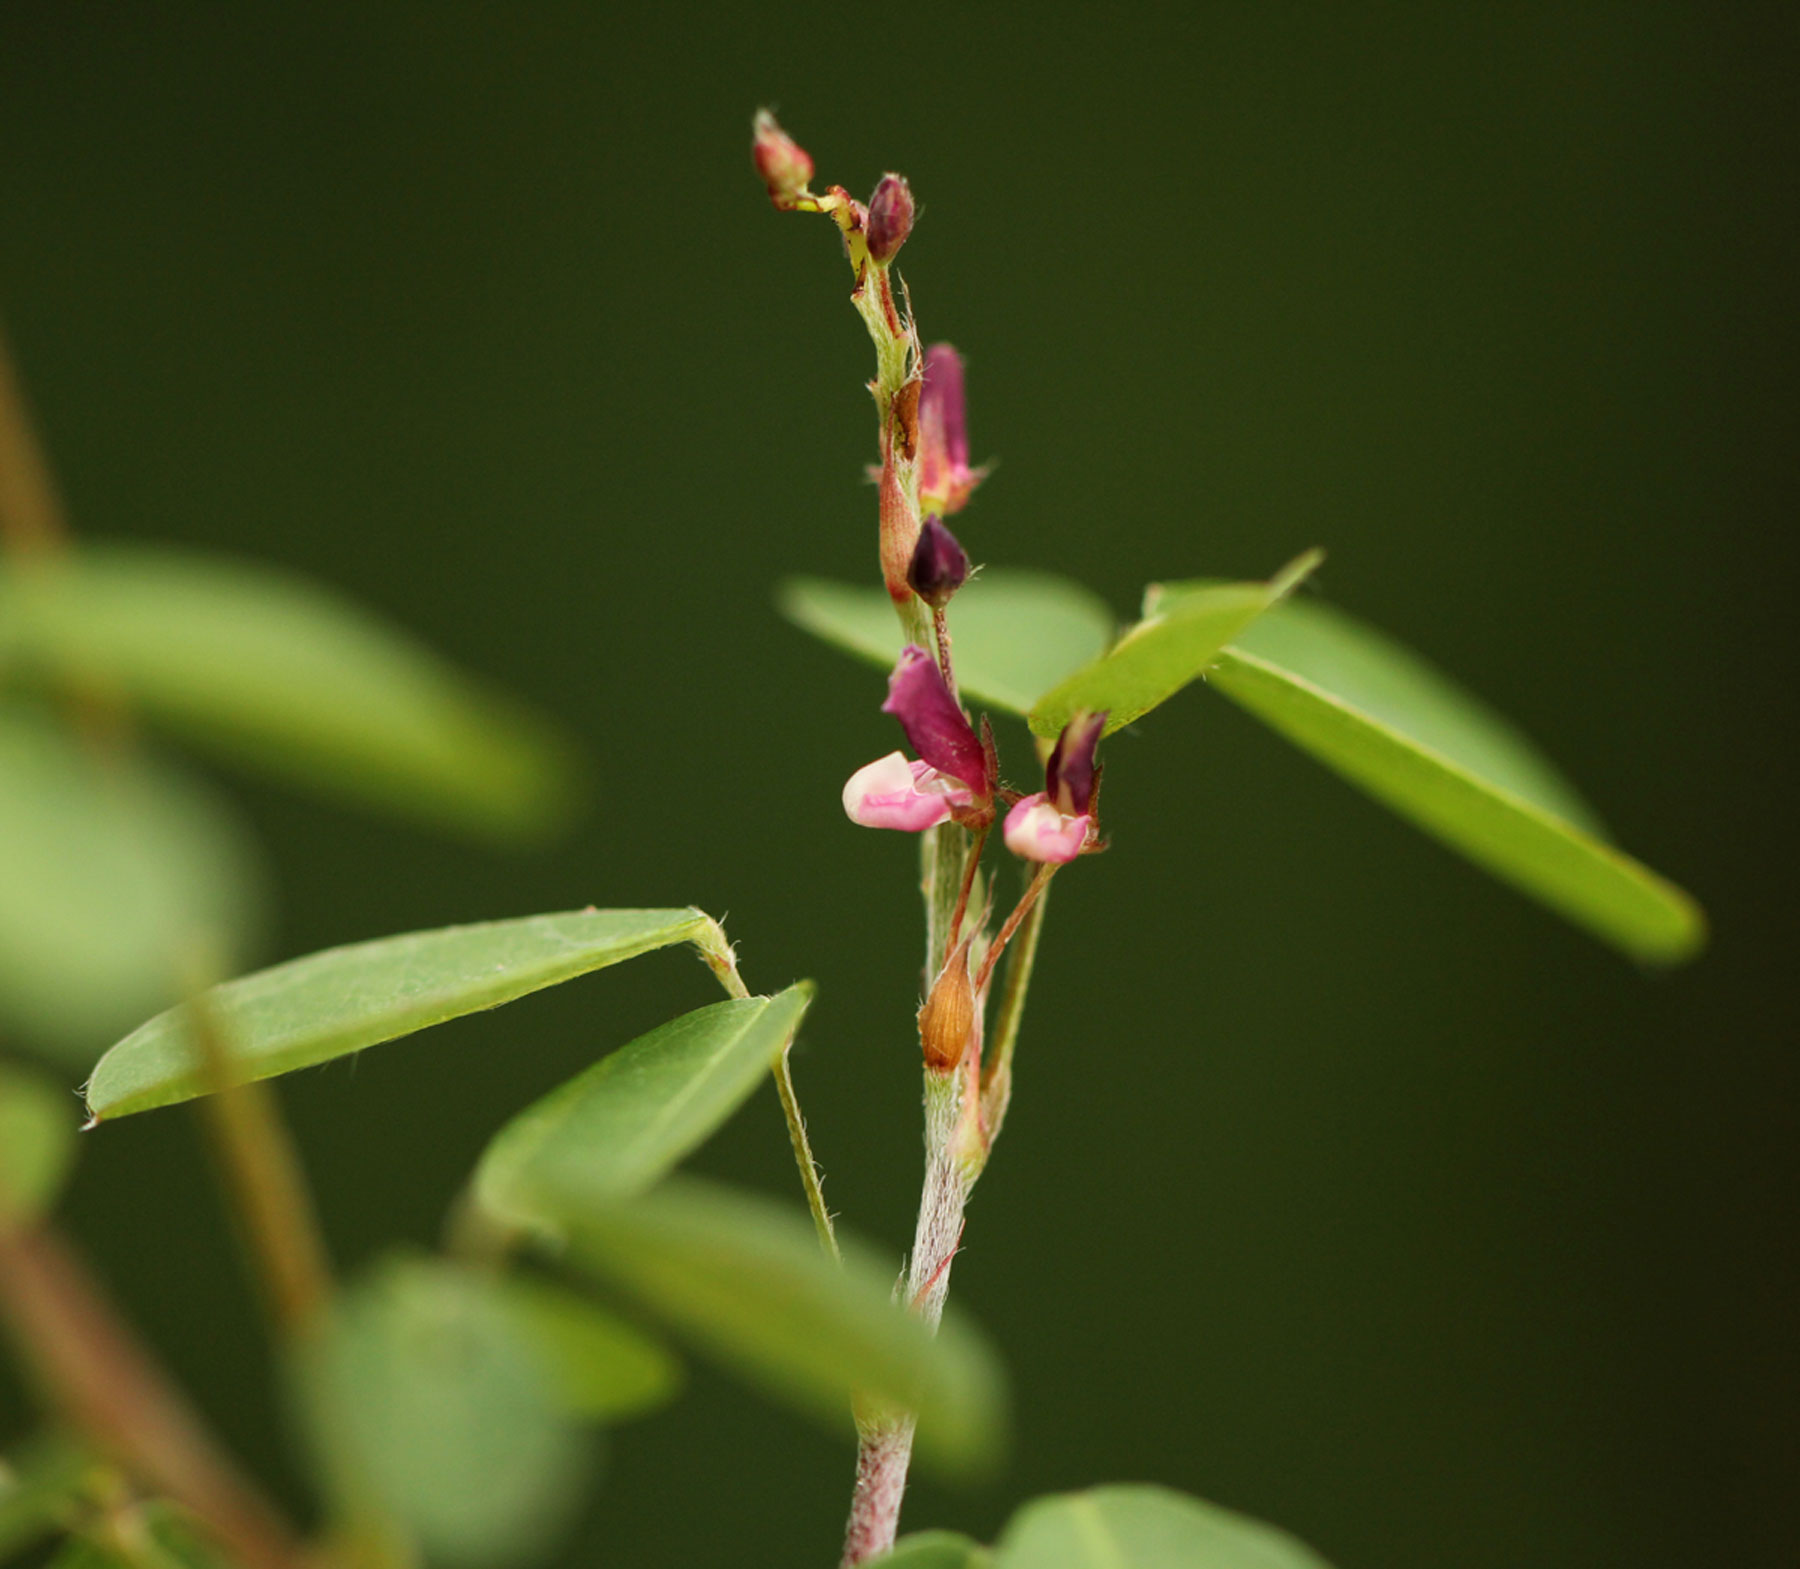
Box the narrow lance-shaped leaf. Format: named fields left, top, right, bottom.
left=780, top=570, right=1116, bottom=716
left=0, top=546, right=576, bottom=839
left=0, top=709, right=263, bottom=1068
left=0, top=1063, right=79, bottom=1221
left=475, top=985, right=815, bottom=1224
left=1156, top=588, right=1705, bottom=964
left=992, top=1486, right=1335, bottom=1569
left=85, top=908, right=714, bottom=1121
left=546, top=1176, right=1007, bottom=1472
left=1027, top=551, right=1321, bottom=738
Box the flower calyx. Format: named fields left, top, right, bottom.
left=1004, top=710, right=1108, bottom=864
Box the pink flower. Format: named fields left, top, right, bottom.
left=843, top=752, right=976, bottom=831
left=917, top=345, right=986, bottom=518
left=1003, top=710, right=1107, bottom=864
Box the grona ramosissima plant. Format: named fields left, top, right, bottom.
left=0, top=116, right=1703, bottom=1569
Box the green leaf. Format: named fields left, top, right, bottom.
left=547, top=1177, right=1006, bottom=1471
left=1186, top=599, right=1704, bottom=963
left=492, top=1273, right=682, bottom=1422
left=1028, top=552, right=1321, bottom=738
left=993, top=1486, right=1334, bottom=1569
left=779, top=571, right=1116, bottom=716
left=0, top=1063, right=78, bottom=1220
left=85, top=908, right=713, bottom=1121
left=475, top=986, right=814, bottom=1223
left=1152, top=587, right=1604, bottom=831
left=0, top=709, right=263, bottom=1068
left=0, top=546, right=576, bottom=839
left=307, top=1256, right=589, bottom=1569
left=0, top=1437, right=94, bottom=1559
left=875, top=1532, right=994, bottom=1567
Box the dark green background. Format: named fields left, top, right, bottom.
left=2, top=5, right=1794, bottom=1566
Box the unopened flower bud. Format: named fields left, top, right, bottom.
left=865, top=174, right=914, bottom=264
left=907, top=517, right=970, bottom=608
left=918, top=943, right=975, bottom=1072
left=918, top=345, right=985, bottom=516
left=752, top=110, right=814, bottom=209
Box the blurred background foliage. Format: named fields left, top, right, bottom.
left=0, top=4, right=1793, bottom=1567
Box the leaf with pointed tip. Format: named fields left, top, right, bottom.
left=475, top=986, right=814, bottom=1222
left=306, top=1256, right=588, bottom=1568
left=876, top=1533, right=993, bottom=1567
left=0, top=546, right=576, bottom=839
left=494, top=1275, right=681, bottom=1422
left=546, top=1177, right=1006, bottom=1471
left=1028, top=552, right=1321, bottom=738
left=85, top=909, right=713, bottom=1121
left=0, top=1063, right=79, bottom=1221
left=993, top=1486, right=1334, bottom=1569
left=1164, top=591, right=1705, bottom=964
left=0, top=709, right=263, bottom=1068
left=780, top=571, right=1115, bottom=716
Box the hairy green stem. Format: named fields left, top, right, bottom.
left=697, top=923, right=839, bottom=1260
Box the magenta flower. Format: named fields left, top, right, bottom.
left=917, top=345, right=986, bottom=518
left=1004, top=710, right=1106, bottom=864
left=843, top=645, right=995, bottom=833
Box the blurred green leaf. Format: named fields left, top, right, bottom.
left=876, top=1532, right=993, bottom=1567
left=0, top=1062, right=78, bottom=1220
left=548, top=1177, right=1006, bottom=1471
left=1028, top=552, right=1320, bottom=738
left=494, top=1274, right=682, bottom=1422
left=0, top=546, right=576, bottom=839
left=38, top=1501, right=229, bottom=1569
left=1193, top=605, right=1704, bottom=963
left=993, top=1486, right=1334, bottom=1568
left=0, top=709, right=262, bottom=1068
left=309, top=1256, right=588, bottom=1569
left=475, top=985, right=814, bottom=1224
left=779, top=570, right=1115, bottom=715
left=85, top=908, right=712, bottom=1121
left=0, top=1437, right=93, bottom=1559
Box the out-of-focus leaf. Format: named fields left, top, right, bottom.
left=0, top=709, right=262, bottom=1068
left=0, top=1063, right=78, bottom=1220
left=779, top=571, right=1115, bottom=715
left=993, top=1486, right=1334, bottom=1569
left=0, top=1437, right=93, bottom=1559
left=876, top=1532, right=993, bottom=1567
left=0, top=546, right=576, bottom=838
left=474, top=986, right=814, bottom=1224
left=548, top=1177, right=1006, bottom=1471
left=1027, top=552, right=1320, bottom=738
left=308, top=1256, right=589, bottom=1569
left=1184, top=599, right=1704, bottom=963
left=86, top=908, right=712, bottom=1121
left=495, top=1274, right=681, bottom=1422
left=39, top=1501, right=229, bottom=1569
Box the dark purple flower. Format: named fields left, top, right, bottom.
left=866, top=173, right=915, bottom=264
left=881, top=645, right=992, bottom=797
left=1046, top=710, right=1106, bottom=817
left=917, top=345, right=985, bottom=517
left=1004, top=710, right=1106, bottom=864
left=907, top=517, right=971, bottom=608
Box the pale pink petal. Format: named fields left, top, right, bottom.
left=843, top=752, right=958, bottom=832
left=1003, top=794, right=1091, bottom=864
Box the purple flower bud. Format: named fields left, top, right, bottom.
left=881, top=645, right=991, bottom=798
left=1046, top=710, right=1106, bottom=818
left=918, top=344, right=985, bottom=516
left=1003, top=795, right=1091, bottom=865
left=752, top=110, right=814, bottom=209
left=865, top=173, right=915, bottom=264
left=907, top=517, right=971, bottom=608
left=843, top=752, right=974, bottom=832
